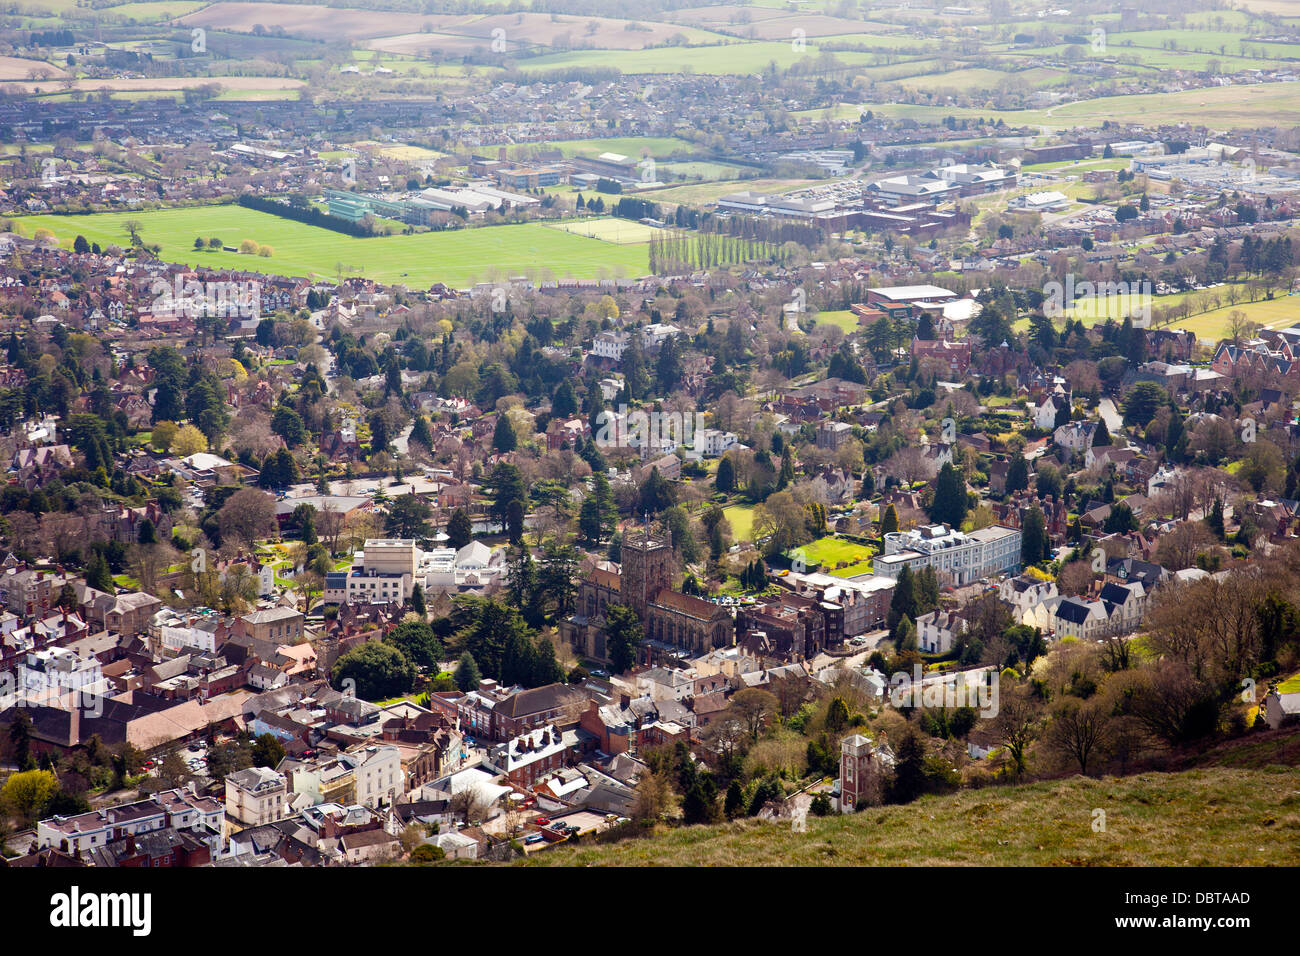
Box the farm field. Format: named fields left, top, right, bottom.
left=17, top=206, right=651, bottom=287
left=515, top=40, right=880, bottom=75
left=0, top=56, right=69, bottom=80
left=180, top=2, right=728, bottom=47
left=1026, top=84, right=1300, bottom=130
left=105, top=1, right=209, bottom=20
left=9, top=76, right=306, bottom=95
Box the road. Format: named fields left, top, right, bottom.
left=1098, top=397, right=1124, bottom=435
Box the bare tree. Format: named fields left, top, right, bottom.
left=1047, top=698, right=1110, bottom=775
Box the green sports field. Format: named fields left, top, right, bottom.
left=548, top=218, right=661, bottom=245
left=18, top=206, right=651, bottom=286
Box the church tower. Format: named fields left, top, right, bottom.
left=620, top=531, right=673, bottom=621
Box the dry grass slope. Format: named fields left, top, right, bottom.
left=519, top=766, right=1300, bottom=867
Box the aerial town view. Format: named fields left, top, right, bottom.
left=0, top=0, right=1294, bottom=922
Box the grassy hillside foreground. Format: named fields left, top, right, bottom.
left=519, top=766, right=1300, bottom=866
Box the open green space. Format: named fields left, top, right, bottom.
left=791, top=535, right=875, bottom=573
left=17, top=205, right=651, bottom=286
left=722, top=504, right=755, bottom=542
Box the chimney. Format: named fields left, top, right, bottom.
left=69, top=703, right=80, bottom=745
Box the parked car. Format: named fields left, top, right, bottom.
left=534, top=816, right=551, bottom=826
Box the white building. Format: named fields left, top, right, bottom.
left=593, top=330, right=630, bottom=362
left=1263, top=682, right=1300, bottom=730
left=641, top=323, right=682, bottom=350
left=224, top=767, right=288, bottom=826
left=915, top=609, right=965, bottom=655
left=692, top=428, right=739, bottom=458
left=347, top=743, right=404, bottom=809
left=876, top=524, right=1021, bottom=586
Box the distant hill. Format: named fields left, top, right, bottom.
left=518, top=765, right=1300, bottom=866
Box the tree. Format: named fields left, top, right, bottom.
left=171, top=423, right=208, bottom=457
left=446, top=508, right=473, bottom=550
left=251, top=733, right=286, bottom=769
left=271, top=405, right=308, bottom=448
left=637, top=466, right=676, bottom=515
left=1021, top=505, right=1049, bottom=566
left=991, top=691, right=1041, bottom=778
left=1004, top=452, right=1029, bottom=495
left=729, top=688, right=779, bottom=742
left=1047, top=698, right=1109, bottom=776
left=716, top=455, right=736, bottom=494
left=486, top=462, right=527, bottom=534
left=579, top=471, right=617, bottom=545
left=217, top=488, right=277, bottom=549
left=724, top=780, right=745, bottom=820
left=605, top=603, right=643, bottom=674
left=928, top=461, right=968, bottom=527
left=1092, top=417, right=1112, bottom=447
left=1103, top=501, right=1136, bottom=535
left=385, top=495, right=433, bottom=540
left=1122, top=382, right=1168, bottom=428
left=454, top=651, right=481, bottom=691
left=85, top=549, right=113, bottom=593
left=386, top=618, right=442, bottom=671
left=880, top=503, right=899, bottom=534
left=889, top=565, right=918, bottom=628
left=888, top=729, right=928, bottom=804
left=493, top=413, right=517, bottom=453
left=1, top=769, right=57, bottom=821
left=332, top=641, right=417, bottom=700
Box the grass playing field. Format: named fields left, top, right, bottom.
left=17, top=206, right=650, bottom=287
left=548, top=218, right=662, bottom=245
left=814, top=310, right=860, bottom=334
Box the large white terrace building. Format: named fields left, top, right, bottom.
left=875, top=524, right=1021, bottom=586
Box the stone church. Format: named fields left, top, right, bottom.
left=562, top=532, right=733, bottom=665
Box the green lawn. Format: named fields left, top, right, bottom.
left=723, top=504, right=756, bottom=542
left=814, top=310, right=860, bottom=334
left=18, top=206, right=650, bottom=287
left=791, top=535, right=875, bottom=573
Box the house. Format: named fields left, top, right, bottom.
left=1053, top=420, right=1097, bottom=462
left=225, top=767, right=289, bottom=826
left=915, top=609, right=965, bottom=655
left=999, top=574, right=1059, bottom=625
left=1262, top=680, right=1300, bottom=730
left=1053, top=596, right=1109, bottom=640
left=1031, top=395, right=1063, bottom=431
left=236, top=607, right=304, bottom=645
